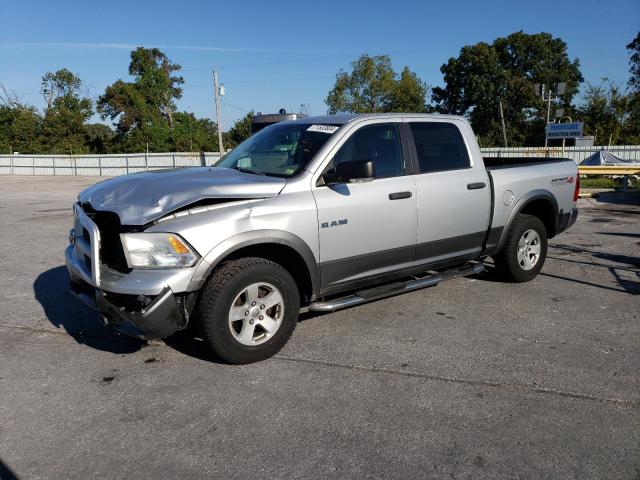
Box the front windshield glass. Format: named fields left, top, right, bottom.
left=215, top=123, right=341, bottom=177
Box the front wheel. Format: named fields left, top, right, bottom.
left=198, top=257, right=300, bottom=364
left=493, top=214, right=548, bottom=283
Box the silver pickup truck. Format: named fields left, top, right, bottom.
left=66, top=113, right=579, bottom=363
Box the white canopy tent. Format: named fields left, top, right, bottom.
left=579, top=149, right=639, bottom=166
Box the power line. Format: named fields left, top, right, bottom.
left=222, top=101, right=250, bottom=113
left=226, top=74, right=336, bottom=85
left=214, top=54, right=368, bottom=70
left=178, top=46, right=456, bottom=73
left=178, top=31, right=636, bottom=73
left=188, top=74, right=336, bottom=89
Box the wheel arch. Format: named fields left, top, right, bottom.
left=495, top=190, right=558, bottom=252
left=189, top=230, right=320, bottom=304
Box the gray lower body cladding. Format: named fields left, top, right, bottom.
left=319, top=231, right=488, bottom=294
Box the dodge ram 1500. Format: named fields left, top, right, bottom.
left=66, top=113, right=579, bottom=363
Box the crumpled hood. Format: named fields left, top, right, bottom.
left=78, top=167, right=286, bottom=225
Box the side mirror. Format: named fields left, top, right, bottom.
left=332, top=160, right=375, bottom=183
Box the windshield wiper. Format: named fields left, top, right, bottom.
left=233, top=166, right=266, bottom=176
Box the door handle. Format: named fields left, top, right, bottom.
left=388, top=191, right=412, bottom=200
left=467, top=182, right=487, bottom=190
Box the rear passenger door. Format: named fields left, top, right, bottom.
left=408, top=120, right=491, bottom=266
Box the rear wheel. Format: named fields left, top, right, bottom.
left=494, top=214, right=548, bottom=282
left=198, top=257, right=300, bottom=364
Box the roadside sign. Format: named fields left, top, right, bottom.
left=546, top=122, right=583, bottom=139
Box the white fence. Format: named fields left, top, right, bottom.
left=481, top=145, right=640, bottom=164
left=1, top=146, right=639, bottom=177
left=0, top=152, right=221, bottom=176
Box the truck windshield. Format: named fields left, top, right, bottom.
left=215, top=123, right=341, bottom=178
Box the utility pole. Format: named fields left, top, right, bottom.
left=498, top=99, right=508, bottom=148
left=540, top=83, right=557, bottom=147
left=544, top=85, right=553, bottom=148
left=538, top=82, right=566, bottom=148
left=212, top=69, right=225, bottom=156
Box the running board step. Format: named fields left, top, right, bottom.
left=308, top=262, right=485, bottom=313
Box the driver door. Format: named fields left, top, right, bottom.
left=312, top=121, right=417, bottom=291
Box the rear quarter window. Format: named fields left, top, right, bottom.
left=409, top=122, right=471, bottom=173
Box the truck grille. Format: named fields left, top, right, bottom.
left=90, top=211, right=131, bottom=273
left=73, top=203, right=101, bottom=286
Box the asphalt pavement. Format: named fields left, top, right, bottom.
left=0, top=176, right=638, bottom=479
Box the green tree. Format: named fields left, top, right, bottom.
left=85, top=123, right=115, bottom=154
left=624, top=32, right=640, bottom=143
left=41, top=69, right=81, bottom=108
left=128, top=47, right=184, bottom=128
left=627, top=32, right=640, bottom=92
left=170, top=112, right=219, bottom=152
left=390, top=67, right=429, bottom=113
left=7, top=107, right=42, bottom=153
left=326, top=55, right=427, bottom=114
left=223, top=112, right=253, bottom=148
left=40, top=69, right=93, bottom=154
left=0, top=105, right=19, bottom=153
left=433, top=32, right=583, bottom=146
left=97, top=47, right=184, bottom=151
left=577, top=80, right=628, bottom=145
left=623, top=93, right=640, bottom=144
left=0, top=85, right=43, bottom=153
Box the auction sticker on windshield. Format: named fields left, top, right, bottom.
left=307, top=125, right=339, bottom=134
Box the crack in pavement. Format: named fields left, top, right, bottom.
left=273, top=355, right=639, bottom=409
left=2, top=323, right=637, bottom=409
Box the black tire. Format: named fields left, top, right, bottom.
left=198, top=257, right=300, bottom=364
left=493, top=214, right=548, bottom=283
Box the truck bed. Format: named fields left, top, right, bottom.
left=483, top=156, right=578, bottom=246
left=483, top=156, right=573, bottom=169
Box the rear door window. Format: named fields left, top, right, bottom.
left=409, top=122, right=470, bottom=173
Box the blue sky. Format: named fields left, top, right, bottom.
left=1, top=0, right=638, bottom=129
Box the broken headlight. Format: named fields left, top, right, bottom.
left=121, top=233, right=199, bottom=269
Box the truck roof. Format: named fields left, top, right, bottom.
left=287, top=113, right=466, bottom=125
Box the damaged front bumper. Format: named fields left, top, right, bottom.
left=71, top=280, right=191, bottom=339
left=65, top=245, right=196, bottom=339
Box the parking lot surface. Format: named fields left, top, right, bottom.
left=0, top=176, right=638, bottom=479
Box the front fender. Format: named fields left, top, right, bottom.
left=187, top=229, right=320, bottom=296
